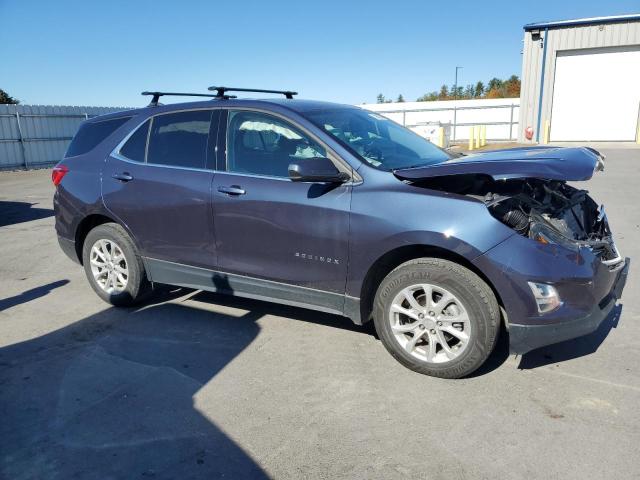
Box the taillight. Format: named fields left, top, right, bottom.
left=52, top=165, right=69, bottom=186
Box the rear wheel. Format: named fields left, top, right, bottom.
left=82, top=223, right=150, bottom=307
left=373, top=258, right=500, bottom=378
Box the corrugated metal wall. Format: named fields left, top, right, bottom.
left=519, top=19, right=640, bottom=142
left=0, top=104, right=130, bottom=170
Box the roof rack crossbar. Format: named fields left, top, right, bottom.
left=141, top=91, right=236, bottom=107
left=208, top=86, right=298, bottom=99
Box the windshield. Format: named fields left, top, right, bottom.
left=305, top=107, right=450, bottom=170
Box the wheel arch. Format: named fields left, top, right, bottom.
left=358, top=244, right=505, bottom=325
left=74, top=214, right=121, bottom=264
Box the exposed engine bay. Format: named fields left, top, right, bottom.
left=415, top=174, right=622, bottom=265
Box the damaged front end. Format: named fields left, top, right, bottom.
left=485, top=179, right=621, bottom=266
left=394, top=146, right=628, bottom=352
left=395, top=146, right=622, bottom=268
left=415, top=174, right=622, bottom=267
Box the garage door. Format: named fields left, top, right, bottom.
left=550, top=48, right=640, bottom=141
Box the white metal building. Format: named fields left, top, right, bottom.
left=519, top=14, right=640, bottom=143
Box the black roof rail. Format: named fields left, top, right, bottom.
left=141, top=91, right=236, bottom=107
left=208, top=86, right=298, bottom=99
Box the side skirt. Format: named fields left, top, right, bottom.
left=143, top=257, right=363, bottom=323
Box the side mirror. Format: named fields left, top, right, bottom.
left=288, top=157, right=350, bottom=183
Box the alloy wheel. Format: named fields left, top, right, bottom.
left=389, top=283, right=471, bottom=363
left=89, top=239, right=129, bottom=294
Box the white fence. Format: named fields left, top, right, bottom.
left=361, top=98, right=520, bottom=142
left=0, top=104, right=129, bottom=170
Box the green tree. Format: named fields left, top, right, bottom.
left=414, top=74, right=519, bottom=102
left=463, top=84, right=474, bottom=98
left=416, top=91, right=438, bottom=102
left=487, top=77, right=503, bottom=91
left=376, top=93, right=386, bottom=104
left=449, top=85, right=464, bottom=99
left=396, top=94, right=405, bottom=103
left=504, top=75, right=521, bottom=97
left=0, top=88, right=19, bottom=104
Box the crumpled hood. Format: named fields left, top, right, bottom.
left=394, top=146, right=605, bottom=182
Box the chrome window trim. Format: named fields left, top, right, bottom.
left=109, top=105, right=362, bottom=182
left=108, top=153, right=213, bottom=173
left=111, top=118, right=150, bottom=164
left=110, top=107, right=224, bottom=172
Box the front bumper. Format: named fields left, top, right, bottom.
left=509, top=258, right=629, bottom=354
left=473, top=233, right=630, bottom=355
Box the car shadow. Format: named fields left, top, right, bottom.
left=0, top=279, right=70, bottom=311
left=189, top=289, right=375, bottom=337
left=0, top=292, right=271, bottom=479
left=0, top=201, right=54, bottom=227
left=517, top=304, right=623, bottom=370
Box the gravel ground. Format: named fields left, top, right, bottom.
left=1, top=146, right=639, bottom=479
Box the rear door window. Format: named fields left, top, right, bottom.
left=147, top=110, right=212, bottom=169
left=65, top=116, right=131, bottom=157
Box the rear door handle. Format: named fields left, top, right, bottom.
left=217, top=185, right=246, bottom=196
left=112, top=172, right=133, bottom=182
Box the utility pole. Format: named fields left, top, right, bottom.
left=454, top=66, right=463, bottom=100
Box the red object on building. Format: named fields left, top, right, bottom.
left=525, top=126, right=534, bottom=140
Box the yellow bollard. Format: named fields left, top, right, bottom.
left=475, top=125, right=481, bottom=149
left=468, top=126, right=475, bottom=150
left=437, top=127, right=444, bottom=148
left=636, top=122, right=640, bottom=145
left=543, top=119, right=550, bottom=144
left=481, top=125, right=487, bottom=147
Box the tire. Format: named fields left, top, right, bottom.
left=82, top=223, right=150, bottom=307
left=373, top=258, right=500, bottom=379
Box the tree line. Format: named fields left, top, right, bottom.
left=376, top=75, right=521, bottom=103
left=0, top=88, right=19, bottom=104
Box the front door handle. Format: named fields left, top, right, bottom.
left=217, top=185, right=246, bottom=196
left=112, top=172, right=133, bottom=182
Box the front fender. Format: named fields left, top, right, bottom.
left=345, top=178, right=515, bottom=298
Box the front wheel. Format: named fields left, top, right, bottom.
left=373, top=258, right=500, bottom=379
left=82, top=223, right=150, bottom=307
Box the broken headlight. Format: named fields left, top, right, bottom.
left=528, top=220, right=578, bottom=251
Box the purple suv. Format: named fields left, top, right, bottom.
left=53, top=87, right=628, bottom=378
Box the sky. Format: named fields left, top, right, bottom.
left=1, top=0, right=638, bottom=107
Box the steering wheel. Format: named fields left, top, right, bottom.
left=361, top=138, right=384, bottom=161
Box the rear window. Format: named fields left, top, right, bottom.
left=65, top=116, right=131, bottom=158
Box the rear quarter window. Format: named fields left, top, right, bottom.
left=119, top=120, right=150, bottom=162
left=65, top=116, right=131, bottom=158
